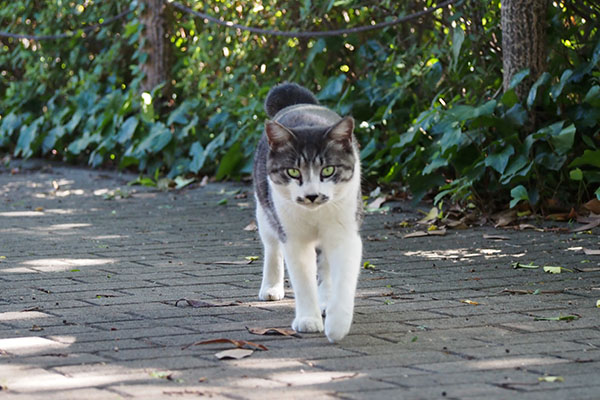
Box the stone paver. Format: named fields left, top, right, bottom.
left=1, top=160, right=599, bottom=399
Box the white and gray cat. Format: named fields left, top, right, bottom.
left=253, top=82, right=363, bottom=343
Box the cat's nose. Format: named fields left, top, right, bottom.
left=305, top=194, right=319, bottom=203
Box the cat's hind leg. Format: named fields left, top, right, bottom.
left=257, top=207, right=285, bottom=301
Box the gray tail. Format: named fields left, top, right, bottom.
left=264, top=83, right=319, bottom=118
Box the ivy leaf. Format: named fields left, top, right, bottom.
left=569, top=149, right=600, bottom=169
left=569, top=168, right=583, bottom=181
left=509, top=185, right=529, bottom=208
left=550, top=69, right=573, bottom=100
left=485, top=145, right=515, bottom=174
left=188, top=141, right=206, bottom=173
left=316, top=74, right=345, bottom=101
left=215, top=142, right=243, bottom=180
left=14, top=116, right=43, bottom=158
left=137, top=122, right=172, bottom=154
left=527, top=72, right=551, bottom=108
left=549, top=124, right=576, bottom=155
left=116, top=116, right=139, bottom=144
left=451, top=28, right=465, bottom=71
left=509, top=68, right=530, bottom=90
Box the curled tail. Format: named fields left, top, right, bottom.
left=264, top=82, right=319, bottom=118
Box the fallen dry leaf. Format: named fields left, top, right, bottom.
left=534, top=314, right=580, bottom=321
left=34, top=207, right=44, bottom=212
left=403, top=229, right=446, bottom=239
left=575, top=267, right=600, bottom=272
left=583, top=199, right=600, bottom=214
left=483, top=234, right=510, bottom=240
left=543, top=266, right=573, bottom=274
left=175, top=298, right=239, bottom=308
left=418, top=207, right=440, bottom=225
left=493, top=209, right=517, bottom=227
left=511, top=262, right=540, bottom=269
left=460, top=299, right=479, bottom=306
left=196, top=260, right=255, bottom=265
left=538, top=376, right=564, bottom=383
left=500, top=289, right=564, bottom=295
left=570, top=216, right=600, bottom=232
left=244, top=220, right=258, bottom=231
left=583, top=248, right=600, bottom=256
left=367, top=195, right=387, bottom=210
left=518, top=224, right=543, bottom=231
left=246, top=327, right=301, bottom=338
left=215, top=348, right=254, bottom=360
left=403, top=231, right=429, bottom=238
left=182, top=338, right=268, bottom=351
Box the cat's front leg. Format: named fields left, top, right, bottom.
left=284, top=243, right=323, bottom=333
left=322, top=233, right=362, bottom=343
left=257, top=207, right=285, bottom=301
left=258, top=235, right=285, bottom=301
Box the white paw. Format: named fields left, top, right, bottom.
left=324, top=310, right=352, bottom=343
left=292, top=316, right=324, bottom=333
left=259, top=285, right=284, bottom=301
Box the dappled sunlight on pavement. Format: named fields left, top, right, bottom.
left=0, top=162, right=599, bottom=399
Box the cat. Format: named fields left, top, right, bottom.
left=253, top=82, right=363, bottom=343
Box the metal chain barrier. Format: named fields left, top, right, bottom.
left=0, top=8, right=133, bottom=40
left=166, top=0, right=461, bottom=38
left=0, top=0, right=461, bottom=42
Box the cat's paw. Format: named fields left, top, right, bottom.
left=259, top=285, right=284, bottom=301
left=324, top=310, right=352, bottom=343
left=292, top=316, right=324, bottom=333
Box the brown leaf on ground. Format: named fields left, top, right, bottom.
left=583, top=199, right=600, bottom=214
left=583, top=248, right=600, bottom=256
left=182, top=338, right=268, bottom=351
left=518, top=224, right=544, bottom=231
left=246, top=327, right=301, bottom=338
left=493, top=209, right=518, bottom=228
left=403, top=229, right=447, bottom=238
left=195, top=259, right=254, bottom=265
left=175, top=298, right=239, bottom=308
left=215, top=348, right=254, bottom=360
left=570, top=217, right=600, bottom=233
left=243, top=220, right=258, bottom=231
left=367, top=195, right=387, bottom=210
left=546, top=208, right=577, bottom=221
left=483, top=234, right=510, bottom=240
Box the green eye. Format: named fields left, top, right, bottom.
left=321, top=166, right=335, bottom=178
left=287, top=168, right=301, bottom=179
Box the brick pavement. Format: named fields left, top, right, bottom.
left=0, top=160, right=599, bottom=399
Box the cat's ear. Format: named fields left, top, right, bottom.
left=327, top=116, right=355, bottom=143
left=265, top=120, right=295, bottom=150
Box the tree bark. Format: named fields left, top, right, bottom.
left=501, top=0, right=548, bottom=100
left=139, top=0, right=169, bottom=96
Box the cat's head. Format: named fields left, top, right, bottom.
left=265, top=116, right=358, bottom=208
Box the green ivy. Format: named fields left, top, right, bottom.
left=0, top=0, right=598, bottom=210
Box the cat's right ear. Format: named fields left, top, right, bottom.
left=265, top=120, right=295, bottom=150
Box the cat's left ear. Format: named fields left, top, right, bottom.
left=328, top=116, right=355, bottom=144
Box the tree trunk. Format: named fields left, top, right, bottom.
left=139, top=0, right=169, bottom=96
left=501, top=0, right=548, bottom=100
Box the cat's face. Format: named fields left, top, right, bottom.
left=265, top=117, right=357, bottom=209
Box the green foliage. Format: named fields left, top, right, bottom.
left=1, top=0, right=599, bottom=210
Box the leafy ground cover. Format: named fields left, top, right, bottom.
left=1, top=0, right=598, bottom=213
